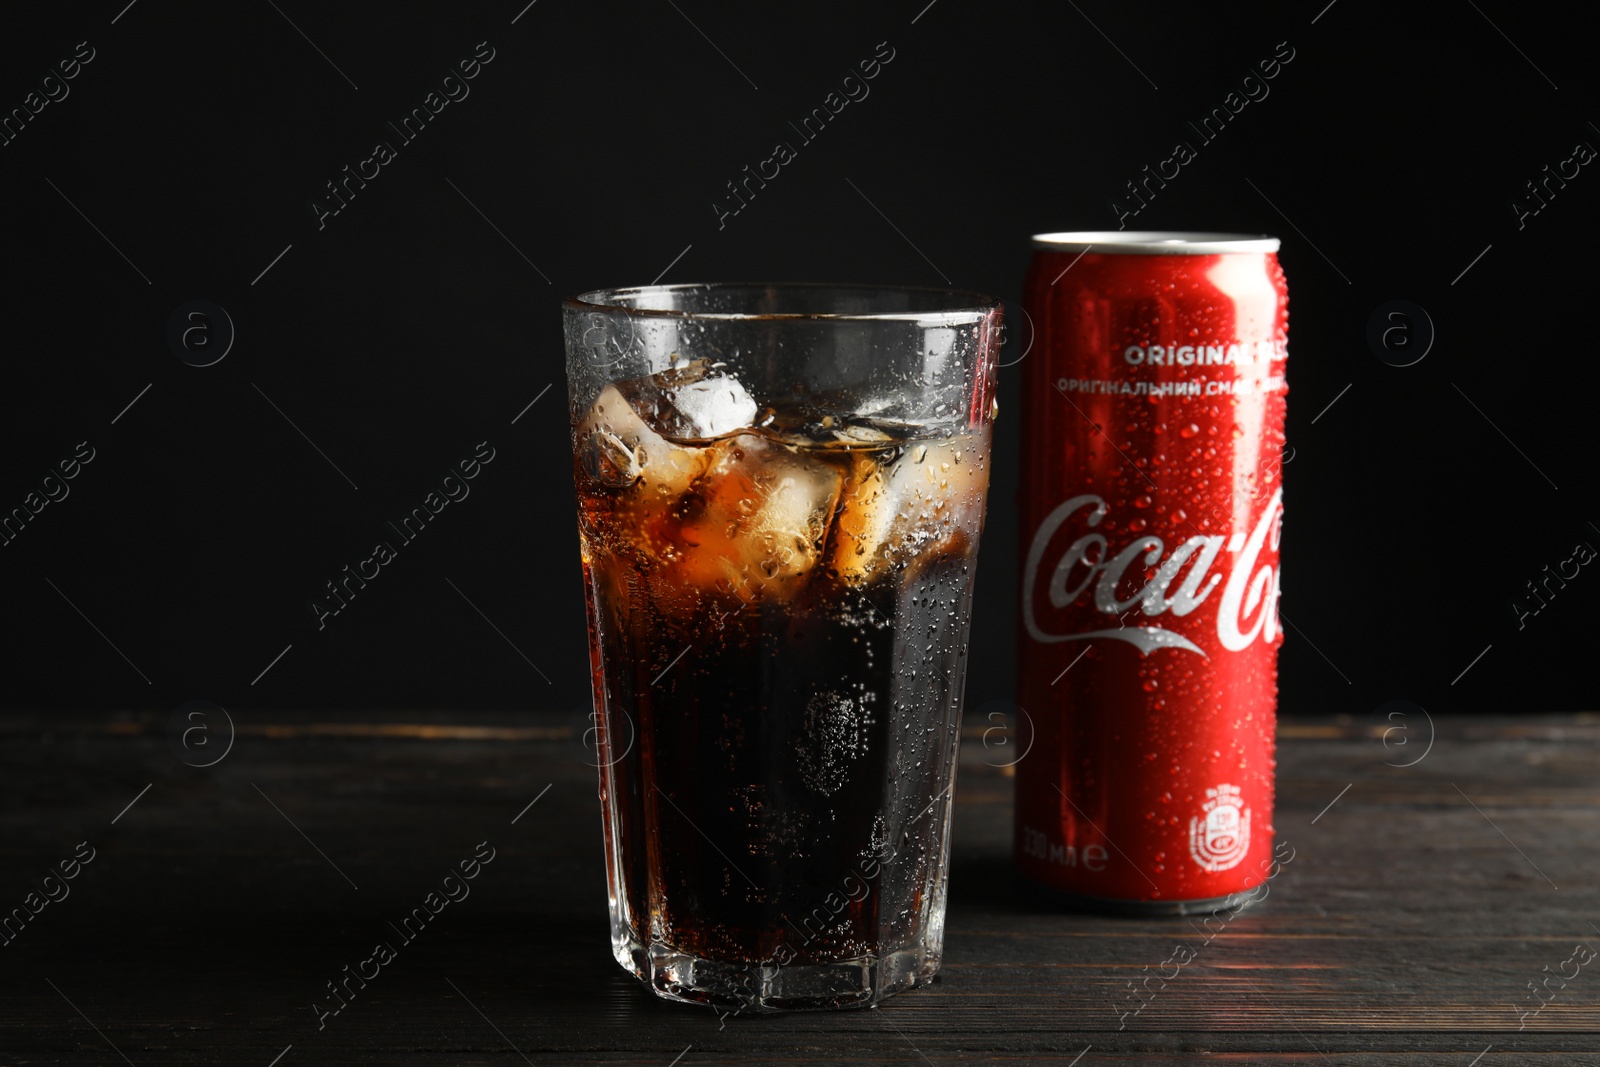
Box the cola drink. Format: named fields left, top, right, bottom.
left=1014, top=233, right=1288, bottom=912
left=564, top=284, right=1001, bottom=1008
left=577, top=363, right=985, bottom=961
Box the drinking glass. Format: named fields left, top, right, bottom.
left=562, top=283, right=1001, bottom=1010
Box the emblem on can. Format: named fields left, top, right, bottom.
left=1189, top=783, right=1250, bottom=872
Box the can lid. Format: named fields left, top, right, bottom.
left=1031, top=231, right=1280, bottom=254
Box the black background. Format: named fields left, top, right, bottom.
left=2, top=0, right=1595, bottom=720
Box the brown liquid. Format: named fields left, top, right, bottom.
left=575, top=379, right=987, bottom=965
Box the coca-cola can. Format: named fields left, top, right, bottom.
left=1015, top=231, right=1288, bottom=913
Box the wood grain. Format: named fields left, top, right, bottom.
left=1, top=711, right=1596, bottom=1065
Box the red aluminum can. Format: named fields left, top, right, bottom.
left=1014, top=232, right=1288, bottom=913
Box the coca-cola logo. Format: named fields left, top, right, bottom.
left=1022, top=488, right=1283, bottom=656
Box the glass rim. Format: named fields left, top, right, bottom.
left=564, top=281, right=1002, bottom=324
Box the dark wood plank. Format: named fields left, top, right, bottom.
left=1, top=712, right=1597, bottom=1065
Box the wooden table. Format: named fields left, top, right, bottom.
left=2, top=712, right=1597, bottom=1065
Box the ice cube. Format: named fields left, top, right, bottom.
left=829, top=437, right=988, bottom=585
left=578, top=383, right=708, bottom=499
left=615, top=358, right=758, bottom=441
left=668, top=375, right=759, bottom=439
left=577, top=382, right=715, bottom=609
left=831, top=421, right=896, bottom=447
left=582, top=427, right=644, bottom=489
left=672, top=436, right=845, bottom=600
left=580, top=375, right=846, bottom=611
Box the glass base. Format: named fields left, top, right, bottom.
left=613, top=928, right=938, bottom=1012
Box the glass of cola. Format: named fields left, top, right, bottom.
left=562, top=283, right=1001, bottom=1010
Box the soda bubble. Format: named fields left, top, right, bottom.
left=797, top=689, right=875, bottom=796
